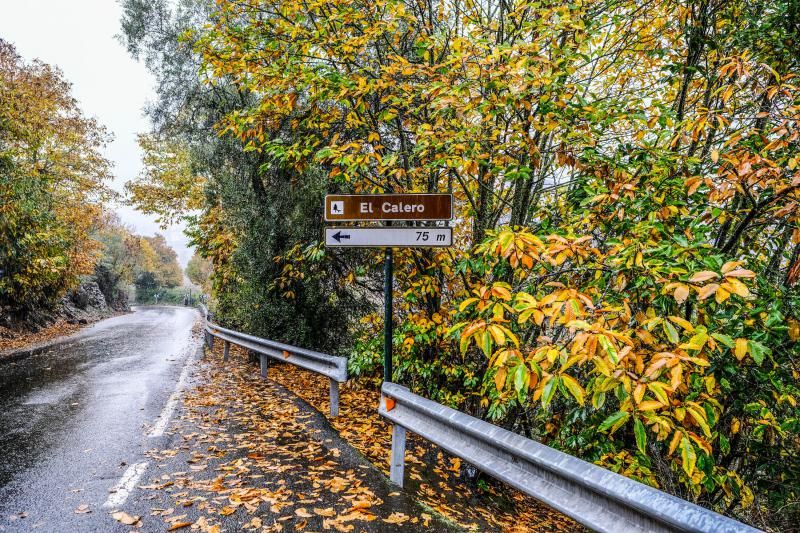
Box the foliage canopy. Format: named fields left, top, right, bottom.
left=122, top=0, right=800, bottom=527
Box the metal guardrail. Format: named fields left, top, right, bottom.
left=379, top=382, right=759, bottom=533
left=198, top=305, right=347, bottom=416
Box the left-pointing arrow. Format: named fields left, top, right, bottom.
left=332, top=231, right=351, bottom=243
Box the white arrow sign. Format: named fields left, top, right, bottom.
left=325, top=227, right=452, bottom=247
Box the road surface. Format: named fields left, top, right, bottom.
left=0, top=306, right=459, bottom=532
left=0, top=306, right=200, bottom=531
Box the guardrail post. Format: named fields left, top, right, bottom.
left=223, top=340, right=230, bottom=362
left=209, top=333, right=214, bottom=349
left=329, top=379, right=340, bottom=417
left=259, top=354, right=268, bottom=378
left=390, top=424, right=406, bottom=487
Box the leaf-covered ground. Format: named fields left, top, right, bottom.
left=128, top=339, right=580, bottom=532
left=260, top=353, right=580, bottom=532
left=123, top=343, right=457, bottom=532
left=0, top=320, right=86, bottom=359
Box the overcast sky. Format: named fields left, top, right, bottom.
left=0, top=0, right=193, bottom=267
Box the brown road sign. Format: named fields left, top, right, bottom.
left=325, top=194, right=452, bottom=221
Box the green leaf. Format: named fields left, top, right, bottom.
left=719, top=434, right=730, bottom=455
left=634, top=418, right=647, bottom=455
left=446, top=322, right=467, bottom=337
left=541, top=376, right=559, bottom=408
left=480, top=330, right=493, bottom=357
left=560, top=374, right=585, bottom=405
left=747, top=340, right=770, bottom=365
left=598, top=335, right=619, bottom=364
left=680, top=436, right=696, bottom=477
left=598, top=411, right=629, bottom=433
left=513, top=364, right=528, bottom=393
left=592, top=391, right=606, bottom=409
left=711, top=333, right=734, bottom=349
left=662, top=321, right=680, bottom=343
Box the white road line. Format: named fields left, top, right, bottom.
left=103, top=336, right=199, bottom=508
left=102, top=462, right=148, bottom=509
left=147, top=342, right=196, bottom=438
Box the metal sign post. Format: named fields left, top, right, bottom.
left=324, top=193, right=453, bottom=384
left=383, top=247, right=393, bottom=382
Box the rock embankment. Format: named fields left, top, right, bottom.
left=60, top=279, right=120, bottom=325
left=0, top=277, right=129, bottom=352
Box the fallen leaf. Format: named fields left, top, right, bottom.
left=349, top=501, right=371, bottom=511
left=74, top=504, right=90, bottom=514
left=167, top=522, right=193, bottom=531
left=383, top=512, right=410, bottom=524
left=111, top=511, right=140, bottom=525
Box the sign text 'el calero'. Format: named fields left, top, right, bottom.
left=325, top=194, right=452, bottom=221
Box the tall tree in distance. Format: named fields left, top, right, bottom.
left=185, top=252, right=211, bottom=293
left=142, top=234, right=183, bottom=288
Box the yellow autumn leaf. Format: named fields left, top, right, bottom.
left=668, top=430, right=683, bottom=455
left=673, top=284, right=690, bottom=304
left=637, top=400, right=665, bottom=411
left=689, top=271, right=720, bottom=283
left=383, top=512, right=410, bottom=524
left=560, top=374, right=585, bottom=405
left=735, top=338, right=748, bottom=360
left=494, top=366, right=507, bottom=391
left=668, top=315, right=694, bottom=332
left=715, top=286, right=731, bottom=303
left=725, top=278, right=750, bottom=297
left=633, top=383, right=646, bottom=404
left=696, top=283, right=719, bottom=300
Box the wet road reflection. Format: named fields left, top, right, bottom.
left=0, top=306, right=198, bottom=529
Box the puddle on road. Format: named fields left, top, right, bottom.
left=21, top=381, right=79, bottom=405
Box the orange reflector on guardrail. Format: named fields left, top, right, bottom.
left=385, top=397, right=396, bottom=411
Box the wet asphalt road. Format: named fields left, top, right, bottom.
left=0, top=306, right=200, bottom=531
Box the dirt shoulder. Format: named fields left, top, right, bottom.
left=128, top=342, right=460, bottom=532
left=0, top=320, right=90, bottom=361
left=213, top=343, right=580, bottom=532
